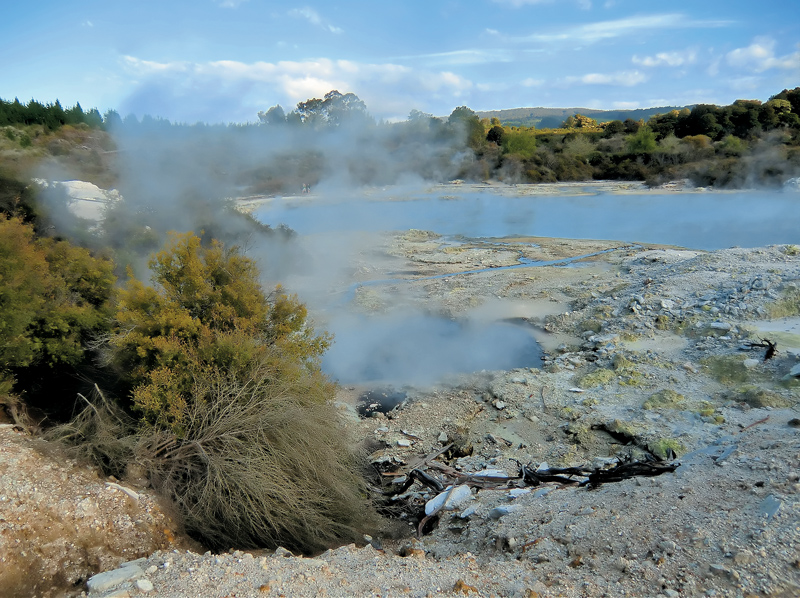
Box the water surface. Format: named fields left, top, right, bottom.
left=257, top=188, right=800, bottom=250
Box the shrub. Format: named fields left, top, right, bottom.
left=626, top=126, right=657, bottom=154
left=0, top=217, right=115, bottom=418
left=138, top=357, right=370, bottom=552
left=108, top=231, right=330, bottom=432
left=53, top=359, right=372, bottom=553
left=74, top=231, right=373, bottom=552
left=0, top=173, right=38, bottom=222
left=502, top=129, right=537, bottom=159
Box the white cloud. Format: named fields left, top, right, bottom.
left=216, top=0, right=249, bottom=7
left=632, top=49, right=697, bottom=67
left=727, top=76, right=763, bottom=92
left=288, top=7, right=343, bottom=34
left=119, top=56, right=473, bottom=121
left=123, top=56, right=189, bottom=74
left=82, top=20, right=93, bottom=28
left=565, top=70, right=647, bottom=86
left=612, top=101, right=641, bottom=109
left=521, top=77, right=544, bottom=87
left=726, top=38, right=800, bottom=72
left=396, top=48, right=513, bottom=66
left=519, top=14, right=730, bottom=44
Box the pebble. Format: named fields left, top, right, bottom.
left=397, top=439, right=412, bottom=447
left=425, top=484, right=472, bottom=516
left=488, top=505, right=520, bottom=520
left=507, top=488, right=531, bottom=500
left=658, top=540, right=677, bottom=553
left=733, top=550, right=755, bottom=565
left=786, top=363, right=800, bottom=379
left=87, top=563, right=145, bottom=593
left=758, top=494, right=782, bottom=521
left=709, top=563, right=739, bottom=580
left=135, top=579, right=155, bottom=593
left=459, top=504, right=478, bottom=519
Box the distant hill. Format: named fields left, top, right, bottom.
left=476, top=106, right=692, bottom=129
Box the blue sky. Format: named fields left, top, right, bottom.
left=2, top=1, right=798, bottom=123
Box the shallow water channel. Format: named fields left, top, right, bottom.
left=256, top=186, right=800, bottom=385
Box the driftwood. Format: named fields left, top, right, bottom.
left=383, top=448, right=678, bottom=498
left=377, top=443, right=679, bottom=538
left=744, top=338, right=777, bottom=361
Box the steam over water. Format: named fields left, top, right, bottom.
left=321, top=314, right=542, bottom=385
left=257, top=188, right=800, bottom=250
left=256, top=186, right=800, bottom=385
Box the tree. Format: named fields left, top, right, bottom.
left=623, top=118, right=642, bottom=134
left=289, top=90, right=371, bottom=129
left=408, top=108, right=432, bottom=122
left=0, top=217, right=115, bottom=413
left=648, top=111, right=679, bottom=140
left=501, top=129, right=537, bottom=159
left=103, top=109, right=123, bottom=130
left=84, top=108, right=103, bottom=128
left=258, top=104, right=286, bottom=125
left=627, top=126, right=657, bottom=154
left=486, top=125, right=505, bottom=145
left=323, top=90, right=369, bottom=127
left=603, top=120, right=625, bottom=137
left=772, top=87, right=800, bottom=117
left=448, top=106, right=485, bottom=149
left=65, top=102, right=85, bottom=126
left=572, top=114, right=598, bottom=128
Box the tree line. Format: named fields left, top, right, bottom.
left=4, top=86, right=800, bottom=191
left=0, top=97, right=106, bottom=130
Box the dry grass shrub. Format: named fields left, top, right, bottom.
left=50, top=358, right=374, bottom=554
left=138, top=357, right=372, bottom=553
left=46, top=386, right=138, bottom=480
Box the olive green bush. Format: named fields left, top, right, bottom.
left=56, top=231, right=374, bottom=553
left=0, top=216, right=115, bottom=420
left=107, top=231, right=330, bottom=433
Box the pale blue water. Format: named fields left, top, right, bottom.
left=254, top=187, right=800, bottom=384
left=256, top=189, right=800, bottom=250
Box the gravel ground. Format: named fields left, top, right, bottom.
left=3, top=208, right=800, bottom=597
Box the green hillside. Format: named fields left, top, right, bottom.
left=477, top=106, right=691, bottom=128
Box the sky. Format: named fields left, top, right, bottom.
left=2, top=1, right=798, bottom=124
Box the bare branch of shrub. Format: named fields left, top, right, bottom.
left=133, top=355, right=373, bottom=553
